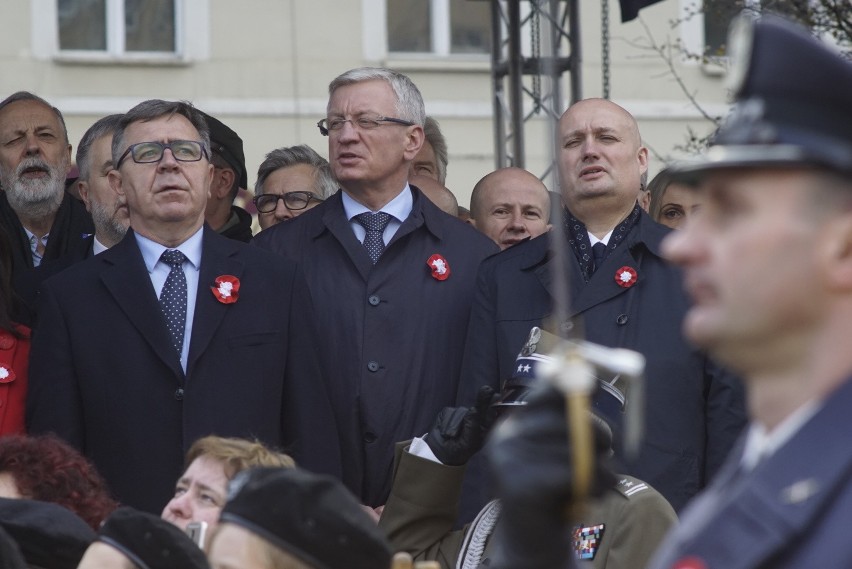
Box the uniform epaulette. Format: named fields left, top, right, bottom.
left=615, top=476, right=650, bottom=499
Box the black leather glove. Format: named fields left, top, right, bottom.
left=424, top=385, right=497, bottom=466
left=486, top=383, right=617, bottom=569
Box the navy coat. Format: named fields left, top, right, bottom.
left=648, top=376, right=852, bottom=569
left=27, top=227, right=342, bottom=513
left=252, top=188, right=498, bottom=506
left=457, top=210, right=746, bottom=512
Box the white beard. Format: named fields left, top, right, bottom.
left=2, top=156, right=66, bottom=220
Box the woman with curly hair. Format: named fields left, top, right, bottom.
left=0, top=433, right=118, bottom=529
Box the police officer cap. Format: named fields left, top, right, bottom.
left=674, top=15, right=852, bottom=178
left=220, top=467, right=393, bottom=569
left=200, top=111, right=248, bottom=189
left=97, top=507, right=210, bottom=569
left=0, top=497, right=95, bottom=569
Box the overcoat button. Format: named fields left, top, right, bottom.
left=367, top=361, right=380, bottom=372
left=616, top=314, right=629, bottom=326
left=174, top=388, right=185, bottom=401
left=368, top=295, right=381, bottom=306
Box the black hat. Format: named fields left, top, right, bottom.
left=200, top=111, right=247, bottom=189
left=97, top=507, right=209, bottom=569
left=673, top=15, right=852, bottom=178
left=0, top=498, right=95, bottom=569
left=220, top=467, right=392, bottom=569
left=496, top=327, right=629, bottom=431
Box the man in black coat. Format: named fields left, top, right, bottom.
left=0, top=92, right=93, bottom=279
left=253, top=67, right=498, bottom=508
left=457, top=98, right=746, bottom=513
left=26, top=99, right=341, bottom=513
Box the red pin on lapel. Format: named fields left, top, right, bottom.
left=211, top=275, right=240, bottom=304
left=614, top=266, right=638, bottom=288
left=427, top=254, right=451, bottom=281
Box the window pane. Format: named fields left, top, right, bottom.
left=450, top=0, right=490, bottom=54
left=58, top=0, right=107, bottom=51
left=387, top=0, right=431, bottom=52
left=703, top=0, right=742, bottom=56
left=125, top=0, right=176, bottom=52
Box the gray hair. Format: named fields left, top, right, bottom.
left=423, top=116, right=449, bottom=184
left=255, top=145, right=338, bottom=199
left=0, top=91, right=69, bottom=144
left=111, top=100, right=211, bottom=167
left=328, top=67, right=425, bottom=126
left=76, top=114, right=123, bottom=182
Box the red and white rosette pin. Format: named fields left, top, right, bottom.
left=211, top=275, right=240, bottom=304
left=614, top=266, right=638, bottom=288
left=427, top=254, right=451, bottom=281
left=0, top=365, right=15, bottom=384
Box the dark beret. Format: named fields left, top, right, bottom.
left=97, top=507, right=209, bottom=569
left=673, top=15, right=852, bottom=178
left=220, top=467, right=392, bottom=569
left=0, top=497, right=95, bottom=569
left=200, top=111, right=247, bottom=189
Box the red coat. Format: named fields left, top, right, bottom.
left=0, top=324, right=29, bottom=436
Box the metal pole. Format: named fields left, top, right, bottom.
left=491, top=0, right=507, bottom=168
left=507, top=0, right=525, bottom=168
left=569, top=0, right=582, bottom=104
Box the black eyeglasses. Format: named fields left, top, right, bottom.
left=116, top=140, right=208, bottom=168
left=317, top=116, right=415, bottom=136
left=253, top=191, right=324, bottom=213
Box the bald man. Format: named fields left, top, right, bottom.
left=410, top=174, right=458, bottom=217
left=458, top=98, right=745, bottom=514
left=469, top=167, right=551, bottom=249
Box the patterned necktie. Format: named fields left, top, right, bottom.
left=591, top=241, right=608, bottom=273
left=355, top=212, right=391, bottom=264
left=158, top=249, right=188, bottom=356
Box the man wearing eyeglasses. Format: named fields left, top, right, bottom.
left=253, top=144, right=336, bottom=230
left=26, top=99, right=342, bottom=514
left=253, top=68, right=497, bottom=509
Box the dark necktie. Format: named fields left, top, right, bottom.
left=159, top=249, right=188, bottom=356
left=592, top=242, right=608, bottom=273
left=355, top=212, right=391, bottom=264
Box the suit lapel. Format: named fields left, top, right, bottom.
left=676, top=378, right=852, bottom=569
left=100, top=232, right=184, bottom=380
left=186, top=228, right=244, bottom=376
left=532, top=235, right=637, bottom=319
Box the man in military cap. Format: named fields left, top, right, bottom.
left=648, top=15, right=852, bottom=569
left=381, top=328, right=676, bottom=569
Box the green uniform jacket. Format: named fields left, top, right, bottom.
left=380, top=444, right=678, bottom=569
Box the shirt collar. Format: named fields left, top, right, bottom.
left=341, top=184, right=413, bottom=223
left=740, top=398, right=822, bottom=471
left=135, top=226, right=204, bottom=273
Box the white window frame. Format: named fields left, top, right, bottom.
left=32, top=0, right=210, bottom=64
left=364, top=0, right=490, bottom=68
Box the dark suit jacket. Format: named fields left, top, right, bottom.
left=457, top=210, right=746, bottom=512
left=252, top=188, right=498, bottom=506
left=26, top=226, right=341, bottom=513
left=648, top=376, right=852, bottom=569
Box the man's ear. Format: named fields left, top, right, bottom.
left=77, top=180, right=92, bottom=213
left=637, top=146, right=649, bottom=176
left=820, top=214, right=852, bottom=292
left=402, top=125, right=425, bottom=161
left=108, top=169, right=124, bottom=197
left=210, top=167, right=235, bottom=200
